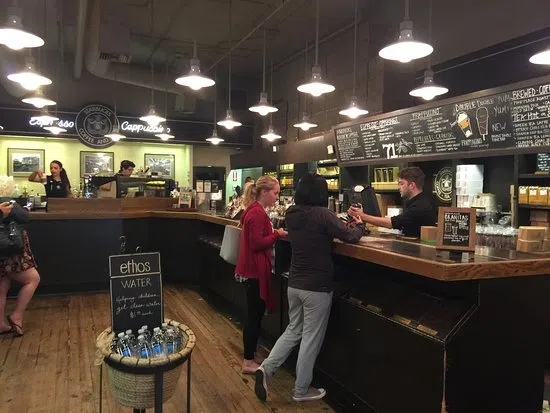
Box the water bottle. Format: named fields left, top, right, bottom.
left=110, top=335, right=119, bottom=353
left=161, top=322, right=168, bottom=333
left=150, top=327, right=165, bottom=357
left=137, top=335, right=152, bottom=359
left=117, top=333, right=132, bottom=357
left=171, top=322, right=183, bottom=351
left=141, top=325, right=152, bottom=341
left=125, top=329, right=137, bottom=347
left=165, top=327, right=176, bottom=355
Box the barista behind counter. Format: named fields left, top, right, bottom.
left=28, top=160, right=72, bottom=198
left=349, top=167, right=436, bottom=237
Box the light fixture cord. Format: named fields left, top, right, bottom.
left=228, top=0, right=232, bottom=110
left=352, top=0, right=357, bottom=96
left=304, top=33, right=308, bottom=77
left=314, top=0, right=319, bottom=65
left=427, top=0, right=433, bottom=69
left=214, top=68, right=217, bottom=124
left=164, top=59, right=168, bottom=118
left=404, top=0, right=410, bottom=20
left=150, top=0, right=155, bottom=106
left=193, top=39, right=198, bottom=59
left=262, top=28, right=266, bottom=93
left=270, top=59, right=274, bottom=125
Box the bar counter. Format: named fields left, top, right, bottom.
left=21, top=209, right=550, bottom=413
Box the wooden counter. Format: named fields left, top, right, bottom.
left=28, top=210, right=550, bottom=281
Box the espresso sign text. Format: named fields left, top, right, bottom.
left=109, top=252, right=163, bottom=333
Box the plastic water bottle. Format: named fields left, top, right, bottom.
left=172, top=322, right=183, bottom=351
left=110, top=335, right=119, bottom=353
left=141, top=325, right=152, bottom=341
left=117, top=333, right=132, bottom=357
left=161, top=322, right=168, bottom=333
left=150, top=327, right=165, bottom=357
left=125, top=330, right=137, bottom=347
left=137, top=335, right=152, bottom=359
left=165, top=327, right=176, bottom=355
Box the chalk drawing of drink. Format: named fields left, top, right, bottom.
left=476, top=107, right=489, bottom=141
left=456, top=111, right=473, bottom=138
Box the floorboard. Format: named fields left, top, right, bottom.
left=0, top=286, right=334, bottom=413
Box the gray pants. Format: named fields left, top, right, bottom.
left=261, top=287, right=333, bottom=396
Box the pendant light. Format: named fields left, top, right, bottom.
left=409, top=0, right=448, bottom=101
left=8, top=55, right=51, bottom=90
left=156, top=61, right=175, bottom=141
left=294, top=36, right=317, bottom=131
left=297, top=0, right=335, bottom=97
left=218, top=1, right=241, bottom=130
left=43, top=124, right=66, bottom=135
left=379, top=0, right=433, bottom=63
left=530, top=48, right=550, bottom=65
left=104, top=70, right=125, bottom=142
left=206, top=70, right=224, bottom=145
left=339, top=0, right=368, bottom=119
left=140, top=1, right=165, bottom=127
left=175, top=40, right=215, bottom=90
left=261, top=61, right=281, bottom=142
left=22, top=88, right=55, bottom=108
left=294, top=113, right=317, bottom=131
left=0, top=5, right=44, bottom=50
left=249, top=29, right=278, bottom=116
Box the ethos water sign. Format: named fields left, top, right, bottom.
left=109, top=252, right=163, bottom=333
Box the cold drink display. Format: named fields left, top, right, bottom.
left=111, top=322, right=184, bottom=359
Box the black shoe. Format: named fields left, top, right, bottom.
left=254, top=366, right=268, bottom=402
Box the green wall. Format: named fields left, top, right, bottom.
left=0, top=135, right=192, bottom=194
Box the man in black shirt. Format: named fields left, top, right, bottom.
left=349, top=166, right=436, bottom=237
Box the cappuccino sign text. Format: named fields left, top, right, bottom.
left=109, top=252, right=163, bottom=333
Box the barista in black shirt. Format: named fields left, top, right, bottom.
left=28, top=160, right=72, bottom=198
left=348, top=166, right=436, bottom=237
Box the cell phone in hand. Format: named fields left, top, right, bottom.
left=9, top=200, right=16, bottom=205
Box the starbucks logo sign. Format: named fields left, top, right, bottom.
left=434, top=167, right=453, bottom=203
left=75, top=104, right=117, bottom=149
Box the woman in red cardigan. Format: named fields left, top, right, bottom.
left=236, top=175, right=287, bottom=374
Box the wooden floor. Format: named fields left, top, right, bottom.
left=0, top=286, right=334, bottom=413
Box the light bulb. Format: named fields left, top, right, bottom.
left=156, top=133, right=174, bottom=141
left=206, top=129, right=224, bottom=145
left=7, top=57, right=51, bottom=91
left=339, top=97, right=368, bottom=119
left=140, top=105, right=166, bottom=127
left=104, top=125, right=126, bottom=141
left=22, top=89, right=55, bottom=108
left=529, top=49, right=550, bottom=65
left=249, top=92, right=278, bottom=116
left=217, top=109, right=242, bottom=130
left=261, top=125, right=281, bottom=142
left=293, top=113, right=317, bottom=131
left=43, top=125, right=66, bottom=135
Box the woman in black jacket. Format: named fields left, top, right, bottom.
left=0, top=200, right=40, bottom=336
left=255, top=173, right=364, bottom=403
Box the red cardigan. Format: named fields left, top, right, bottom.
left=235, top=201, right=279, bottom=310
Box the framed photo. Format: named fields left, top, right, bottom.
left=8, top=148, right=45, bottom=177
left=144, top=154, right=175, bottom=179
left=80, top=151, right=114, bottom=176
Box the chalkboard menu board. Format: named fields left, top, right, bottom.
left=436, top=208, right=476, bottom=252
left=334, top=76, right=550, bottom=165
left=109, top=252, right=163, bottom=333
left=537, top=153, right=550, bottom=173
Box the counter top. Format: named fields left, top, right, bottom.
left=29, top=211, right=550, bottom=280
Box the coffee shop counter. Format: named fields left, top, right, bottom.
left=21, top=210, right=550, bottom=413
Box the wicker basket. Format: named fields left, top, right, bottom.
left=96, top=319, right=196, bottom=410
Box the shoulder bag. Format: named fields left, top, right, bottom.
left=219, top=223, right=242, bottom=266
left=0, top=220, right=24, bottom=259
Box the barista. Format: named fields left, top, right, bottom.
left=349, top=167, right=436, bottom=237
left=118, top=160, right=135, bottom=176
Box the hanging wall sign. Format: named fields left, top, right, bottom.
left=75, top=104, right=117, bottom=149
left=434, top=166, right=453, bottom=203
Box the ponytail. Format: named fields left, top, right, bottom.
left=242, top=175, right=278, bottom=208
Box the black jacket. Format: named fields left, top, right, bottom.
left=0, top=198, right=30, bottom=225
left=285, top=205, right=364, bottom=292
left=390, top=192, right=437, bottom=237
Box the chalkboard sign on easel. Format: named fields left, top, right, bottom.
left=109, top=252, right=163, bottom=334
left=436, top=207, right=476, bottom=252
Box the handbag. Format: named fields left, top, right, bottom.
left=219, top=224, right=241, bottom=266
left=0, top=220, right=24, bottom=259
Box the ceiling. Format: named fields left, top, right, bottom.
left=4, top=0, right=550, bottom=84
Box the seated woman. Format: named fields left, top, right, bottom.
left=28, top=160, right=72, bottom=198
left=0, top=200, right=40, bottom=336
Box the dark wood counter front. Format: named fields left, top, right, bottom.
left=28, top=210, right=550, bottom=281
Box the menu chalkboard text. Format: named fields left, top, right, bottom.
left=109, top=252, right=163, bottom=333
left=436, top=207, right=476, bottom=252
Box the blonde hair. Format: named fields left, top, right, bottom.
left=243, top=175, right=279, bottom=208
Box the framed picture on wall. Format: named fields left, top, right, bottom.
left=144, top=154, right=175, bottom=179
left=80, top=151, right=115, bottom=176
left=8, top=148, right=45, bottom=177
